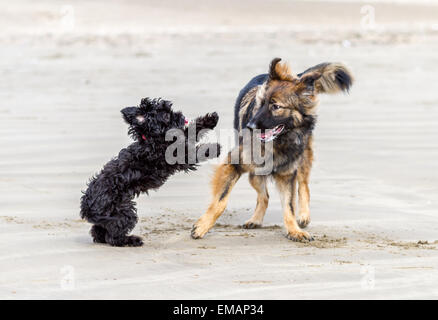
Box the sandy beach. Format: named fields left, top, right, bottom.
left=1, top=0, right=438, bottom=299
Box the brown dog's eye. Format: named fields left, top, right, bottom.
left=271, top=104, right=281, bottom=111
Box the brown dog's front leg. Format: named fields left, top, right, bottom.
left=297, top=137, right=313, bottom=228
left=274, top=172, right=313, bottom=242
left=191, top=162, right=242, bottom=239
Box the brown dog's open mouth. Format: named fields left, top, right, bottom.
left=257, top=124, right=284, bottom=142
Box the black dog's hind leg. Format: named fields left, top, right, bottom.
left=90, top=225, right=107, bottom=243
left=101, top=197, right=143, bottom=247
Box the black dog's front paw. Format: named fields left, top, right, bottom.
left=196, top=142, right=221, bottom=163
left=197, top=112, right=219, bottom=130
left=186, top=112, right=219, bottom=143
left=203, top=142, right=221, bottom=158
left=205, top=112, right=219, bottom=129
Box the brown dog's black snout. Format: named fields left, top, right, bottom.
left=246, top=121, right=257, bottom=130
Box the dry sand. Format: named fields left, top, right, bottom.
left=1, top=0, right=438, bottom=299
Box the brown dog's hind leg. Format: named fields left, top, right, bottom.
left=243, top=173, right=269, bottom=229
left=191, top=163, right=242, bottom=239
left=275, top=172, right=313, bottom=242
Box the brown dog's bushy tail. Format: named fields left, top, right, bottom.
left=298, top=62, right=354, bottom=94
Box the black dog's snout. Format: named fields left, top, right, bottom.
left=121, top=106, right=138, bottom=125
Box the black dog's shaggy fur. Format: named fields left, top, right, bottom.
left=80, top=98, right=220, bottom=246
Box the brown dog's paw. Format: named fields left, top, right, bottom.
left=242, top=221, right=262, bottom=229
left=297, top=217, right=311, bottom=229
left=191, top=223, right=210, bottom=239
left=286, top=230, right=314, bottom=242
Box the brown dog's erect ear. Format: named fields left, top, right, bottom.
left=298, top=62, right=353, bottom=95
left=269, top=58, right=294, bottom=81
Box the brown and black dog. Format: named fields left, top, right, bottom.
left=191, top=58, right=353, bottom=242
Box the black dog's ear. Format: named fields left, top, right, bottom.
left=121, top=107, right=145, bottom=125
left=298, top=63, right=353, bottom=95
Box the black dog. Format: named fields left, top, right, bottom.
left=80, top=98, right=220, bottom=246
